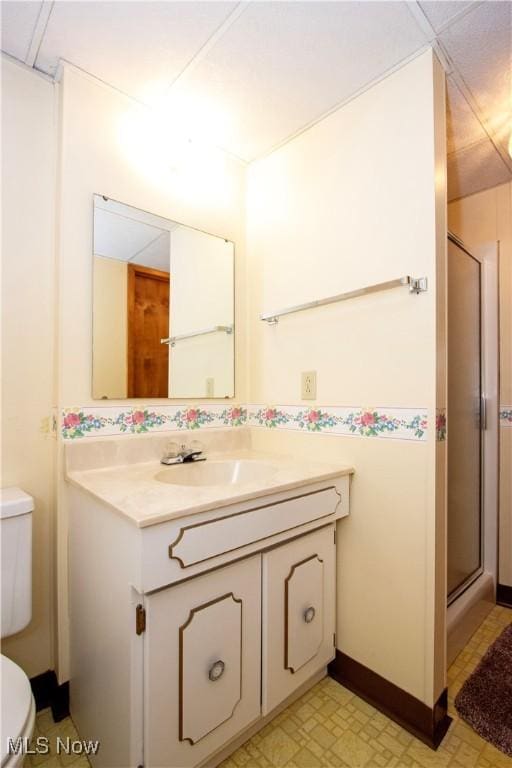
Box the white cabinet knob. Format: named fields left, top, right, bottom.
left=304, top=606, right=316, bottom=624
left=208, top=660, right=225, bottom=681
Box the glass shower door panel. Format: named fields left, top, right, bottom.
left=447, top=241, right=482, bottom=598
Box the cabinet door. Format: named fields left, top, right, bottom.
left=262, top=526, right=335, bottom=714
left=144, top=556, right=261, bottom=768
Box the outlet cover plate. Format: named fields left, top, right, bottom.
left=301, top=371, right=317, bottom=400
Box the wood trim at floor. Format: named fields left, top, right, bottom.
left=328, top=651, right=452, bottom=750
left=497, top=583, right=512, bottom=608
left=30, top=670, right=70, bottom=722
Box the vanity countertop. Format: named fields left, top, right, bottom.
left=66, top=449, right=353, bottom=528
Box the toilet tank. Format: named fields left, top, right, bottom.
left=1, top=488, right=33, bottom=638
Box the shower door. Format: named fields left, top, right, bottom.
left=447, top=237, right=483, bottom=601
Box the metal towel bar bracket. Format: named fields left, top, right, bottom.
left=161, top=325, right=233, bottom=347
left=260, top=275, right=427, bottom=324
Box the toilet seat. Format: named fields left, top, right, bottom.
left=1, top=655, right=36, bottom=768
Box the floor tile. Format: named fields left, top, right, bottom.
left=26, top=605, right=512, bottom=768
left=221, top=605, right=512, bottom=768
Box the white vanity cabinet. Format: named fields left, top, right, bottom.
left=143, top=527, right=335, bottom=768
left=68, top=469, right=351, bottom=768
left=144, top=556, right=261, bottom=768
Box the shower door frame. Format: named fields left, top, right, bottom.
left=447, top=233, right=499, bottom=606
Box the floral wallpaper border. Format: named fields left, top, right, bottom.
left=501, top=406, right=512, bottom=428
left=61, top=405, right=246, bottom=440
left=61, top=404, right=434, bottom=441
left=436, top=409, right=447, bottom=442
left=60, top=403, right=512, bottom=440
left=247, top=405, right=429, bottom=441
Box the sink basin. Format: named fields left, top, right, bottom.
left=155, top=459, right=278, bottom=487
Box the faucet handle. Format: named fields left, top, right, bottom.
left=164, top=441, right=180, bottom=459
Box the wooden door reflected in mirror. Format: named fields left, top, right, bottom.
left=127, top=264, right=170, bottom=398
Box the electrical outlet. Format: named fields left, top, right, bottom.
left=301, top=371, right=317, bottom=400
left=206, top=377, right=215, bottom=397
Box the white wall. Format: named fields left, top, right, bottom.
left=246, top=50, right=447, bottom=706
left=448, top=182, right=512, bottom=587
left=92, top=256, right=128, bottom=399
left=55, top=63, right=247, bottom=679
left=2, top=49, right=452, bottom=712
left=1, top=58, right=56, bottom=677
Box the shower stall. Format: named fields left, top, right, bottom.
left=446, top=233, right=499, bottom=666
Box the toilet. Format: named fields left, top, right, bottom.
left=1, top=488, right=36, bottom=768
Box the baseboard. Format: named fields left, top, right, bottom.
left=328, top=651, right=452, bottom=750
left=30, top=670, right=57, bottom=711
left=52, top=681, right=70, bottom=722
left=30, top=670, right=70, bottom=723
left=497, top=583, right=512, bottom=608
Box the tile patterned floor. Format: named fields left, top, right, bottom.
left=28, top=606, right=512, bottom=768
left=24, top=707, right=90, bottom=768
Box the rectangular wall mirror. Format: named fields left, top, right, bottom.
left=92, top=195, right=235, bottom=399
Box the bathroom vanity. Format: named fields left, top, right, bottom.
left=66, top=432, right=352, bottom=768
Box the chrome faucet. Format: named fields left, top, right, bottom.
left=161, top=443, right=206, bottom=466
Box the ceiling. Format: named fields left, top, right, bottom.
left=2, top=1, right=511, bottom=200
left=94, top=196, right=175, bottom=271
